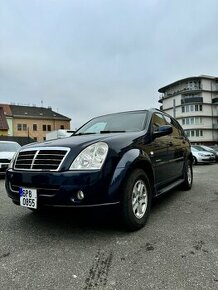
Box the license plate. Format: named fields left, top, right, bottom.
left=19, top=188, right=37, bottom=209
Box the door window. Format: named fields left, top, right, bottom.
left=152, top=113, right=167, bottom=132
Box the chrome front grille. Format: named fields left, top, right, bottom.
left=14, top=147, right=70, bottom=171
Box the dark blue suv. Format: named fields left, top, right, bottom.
left=5, top=108, right=193, bottom=231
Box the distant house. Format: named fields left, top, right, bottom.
left=158, top=75, right=218, bottom=145
left=0, top=104, right=71, bottom=142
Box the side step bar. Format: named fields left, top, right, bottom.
left=156, top=179, right=184, bottom=196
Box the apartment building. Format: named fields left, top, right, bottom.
left=158, top=75, right=218, bottom=145
left=0, top=104, right=71, bottom=142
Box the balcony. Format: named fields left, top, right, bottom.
left=159, top=87, right=202, bottom=101
left=181, top=97, right=203, bottom=104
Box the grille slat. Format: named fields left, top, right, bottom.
left=10, top=183, right=59, bottom=196
left=0, top=159, right=10, bottom=163
left=14, top=147, right=69, bottom=171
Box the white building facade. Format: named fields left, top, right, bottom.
left=158, top=75, right=218, bottom=145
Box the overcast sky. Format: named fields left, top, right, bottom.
left=1, top=0, right=218, bottom=129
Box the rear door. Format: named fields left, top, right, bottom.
left=163, top=114, right=187, bottom=179
left=148, top=113, right=171, bottom=186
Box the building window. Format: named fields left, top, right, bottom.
left=195, top=117, right=202, bottom=125
left=43, top=137, right=46, bottom=141
left=185, top=130, right=190, bottom=137
left=181, top=104, right=203, bottom=113
left=33, top=124, right=37, bottom=131
left=60, top=125, right=65, bottom=129
left=183, top=117, right=203, bottom=125
left=185, top=129, right=204, bottom=138
left=33, top=137, right=37, bottom=141
left=17, top=124, right=27, bottom=131
left=43, top=124, right=52, bottom=131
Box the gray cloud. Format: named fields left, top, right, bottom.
left=1, top=0, right=218, bottom=128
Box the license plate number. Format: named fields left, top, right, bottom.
left=19, top=188, right=37, bottom=209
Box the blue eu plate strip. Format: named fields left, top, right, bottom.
left=19, top=188, right=23, bottom=197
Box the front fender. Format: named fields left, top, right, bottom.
left=108, top=149, right=150, bottom=200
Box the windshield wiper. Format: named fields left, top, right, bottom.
left=100, top=130, right=126, bottom=133
left=74, top=132, right=97, bottom=136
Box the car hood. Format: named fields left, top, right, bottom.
left=22, top=132, right=146, bottom=157
left=23, top=132, right=144, bottom=150
left=0, top=151, right=16, bottom=160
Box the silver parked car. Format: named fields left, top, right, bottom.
left=0, top=141, right=21, bottom=175
left=196, top=145, right=218, bottom=162
left=191, top=146, right=216, bottom=165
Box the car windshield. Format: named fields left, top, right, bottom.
left=0, top=142, right=20, bottom=152
left=75, top=111, right=148, bottom=135
left=192, top=145, right=206, bottom=152
left=191, top=147, right=198, bottom=151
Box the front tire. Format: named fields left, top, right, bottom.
left=182, top=159, right=193, bottom=190
left=121, top=169, right=152, bottom=231
left=193, top=156, right=197, bottom=165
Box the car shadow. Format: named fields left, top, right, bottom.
left=12, top=187, right=185, bottom=236
left=17, top=205, right=125, bottom=235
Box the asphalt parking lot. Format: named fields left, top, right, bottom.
left=0, top=164, right=218, bottom=290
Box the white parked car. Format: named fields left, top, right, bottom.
left=191, top=146, right=216, bottom=165
left=0, top=141, right=21, bottom=175
left=194, top=145, right=218, bottom=162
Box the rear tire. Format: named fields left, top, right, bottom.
left=121, top=169, right=152, bottom=231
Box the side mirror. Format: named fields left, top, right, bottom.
left=153, top=125, right=173, bottom=138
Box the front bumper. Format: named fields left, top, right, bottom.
left=198, top=156, right=215, bottom=163
left=5, top=169, right=120, bottom=208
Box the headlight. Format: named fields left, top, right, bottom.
left=198, top=153, right=207, bottom=157
left=8, top=152, right=18, bottom=169
left=69, top=142, right=108, bottom=170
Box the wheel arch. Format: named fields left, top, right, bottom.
left=108, top=149, right=155, bottom=199
left=125, top=159, right=155, bottom=192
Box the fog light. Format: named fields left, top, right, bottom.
left=77, top=190, right=84, bottom=200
